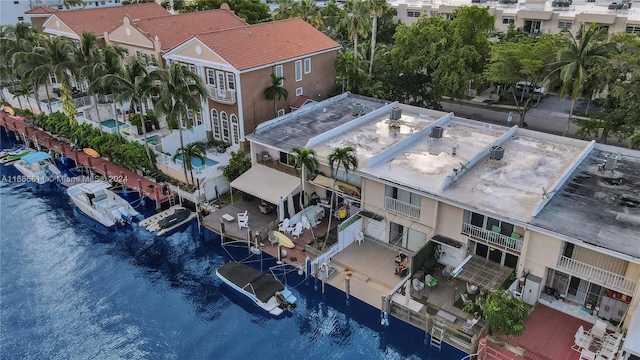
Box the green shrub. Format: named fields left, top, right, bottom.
left=482, top=289, right=529, bottom=337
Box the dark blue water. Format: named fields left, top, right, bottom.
left=0, top=129, right=466, bottom=360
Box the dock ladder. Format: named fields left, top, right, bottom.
left=430, top=326, right=445, bottom=351
left=168, top=193, right=176, bottom=207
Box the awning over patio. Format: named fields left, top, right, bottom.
left=454, top=255, right=514, bottom=292
left=309, top=175, right=360, bottom=199
left=230, top=164, right=300, bottom=205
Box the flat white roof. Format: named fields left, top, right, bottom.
left=312, top=105, right=443, bottom=168
left=444, top=130, right=588, bottom=222
left=362, top=117, right=507, bottom=194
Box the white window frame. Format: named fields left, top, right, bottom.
left=407, top=10, right=420, bottom=18
left=230, top=114, right=239, bottom=145
left=304, top=58, right=311, bottom=74
left=206, top=69, right=215, bottom=86
left=277, top=109, right=285, bottom=117
left=626, top=25, right=640, bottom=34
left=211, top=109, right=220, bottom=138
left=135, top=50, right=143, bottom=58
left=195, top=110, right=202, bottom=126
left=558, top=21, right=572, bottom=29
left=295, top=87, right=303, bottom=96
left=221, top=112, right=229, bottom=142
left=503, top=17, right=514, bottom=25
left=295, top=60, right=302, bottom=82
left=275, top=65, right=283, bottom=86
left=188, top=64, right=197, bottom=74
left=226, top=73, right=235, bottom=91
left=216, top=71, right=226, bottom=90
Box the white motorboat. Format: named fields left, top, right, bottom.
left=1, top=147, right=34, bottom=166
left=13, top=152, right=62, bottom=185
left=216, top=262, right=297, bottom=316
left=67, top=181, right=139, bottom=228
left=139, top=205, right=196, bottom=236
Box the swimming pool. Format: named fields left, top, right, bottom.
left=146, top=135, right=159, bottom=144
left=100, top=119, right=126, bottom=130
left=175, top=155, right=218, bottom=170
left=41, top=98, right=61, bottom=104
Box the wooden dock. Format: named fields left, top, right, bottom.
left=0, top=113, right=172, bottom=207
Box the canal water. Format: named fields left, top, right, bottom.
left=0, top=129, right=466, bottom=359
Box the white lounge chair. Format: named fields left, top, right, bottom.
left=580, top=349, right=596, bottom=360
left=238, top=215, right=249, bottom=229
left=590, top=319, right=607, bottom=340
left=237, top=210, right=248, bottom=221
left=354, top=229, right=364, bottom=245
left=462, top=318, right=479, bottom=332
left=278, top=218, right=290, bottom=233
left=291, top=222, right=303, bottom=238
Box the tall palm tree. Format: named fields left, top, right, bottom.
left=335, top=51, right=364, bottom=92
left=323, top=146, right=359, bottom=248
left=15, top=36, right=75, bottom=116
left=12, top=82, right=29, bottom=110
left=89, top=45, right=126, bottom=137
left=547, top=24, right=616, bottom=136
left=154, top=62, right=208, bottom=184
left=98, top=59, right=159, bottom=163
left=1, top=23, right=36, bottom=101
left=291, top=147, right=319, bottom=209
left=264, top=73, right=288, bottom=116
left=75, top=31, right=103, bottom=132
left=342, top=0, right=371, bottom=60
left=172, top=142, right=207, bottom=186
left=292, top=0, right=323, bottom=27
left=366, top=0, right=386, bottom=74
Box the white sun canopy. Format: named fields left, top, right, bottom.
left=230, top=164, right=300, bottom=205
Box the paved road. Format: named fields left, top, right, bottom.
left=440, top=96, right=624, bottom=146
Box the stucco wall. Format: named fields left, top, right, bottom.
left=523, top=231, right=563, bottom=278
left=435, top=203, right=467, bottom=244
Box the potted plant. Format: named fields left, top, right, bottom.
left=128, top=113, right=142, bottom=134
left=146, top=112, right=160, bottom=130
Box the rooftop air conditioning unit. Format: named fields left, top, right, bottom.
left=430, top=126, right=444, bottom=139
left=390, top=107, right=402, bottom=120
left=489, top=146, right=504, bottom=160
left=604, top=153, right=619, bottom=170
left=352, top=103, right=364, bottom=116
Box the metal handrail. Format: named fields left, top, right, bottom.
left=461, top=222, right=523, bottom=252
left=557, top=256, right=636, bottom=294
left=384, top=196, right=421, bottom=220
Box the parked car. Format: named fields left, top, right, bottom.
left=510, top=81, right=547, bottom=102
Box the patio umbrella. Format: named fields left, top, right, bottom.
left=279, top=197, right=285, bottom=222
left=405, top=280, right=411, bottom=305
left=2, top=106, right=15, bottom=116
left=287, top=194, right=295, bottom=218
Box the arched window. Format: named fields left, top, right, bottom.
left=221, top=112, right=229, bottom=142
left=211, top=109, right=219, bottom=139
left=230, top=114, right=239, bottom=146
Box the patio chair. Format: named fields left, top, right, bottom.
left=238, top=215, right=249, bottom=230
left=278, top=218, right=290, bottom=233
left=596, top=346, right=617, bottom=360
left=291, top=222, right=303, bottom=238
left=580, top=349, right=596, bottom=360
left=425, top=274, right=438, bottom=289
left=590, top=319, right=607, bottom=340
left=462, top=318, right=479, bottom=332
left=354, top=229, right=364, bottom=245
left=572, top=330, right=592, bottom=352
left=237, top=210, right=248, bottom=222
left=412, top=277, right=425, bottom=294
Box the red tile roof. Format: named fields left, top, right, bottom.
left=25, top=6, right=58, bottom=14
left=47, top=3, right=169, bottom=37
left=290, top=95, right=317, bottom=109
left=194, top=18, right=340, bottom=71
left=132, top=9, right=247, bottom=51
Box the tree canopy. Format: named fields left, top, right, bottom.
left=181, top=0, right=270, bottom=24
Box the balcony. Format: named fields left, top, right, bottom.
left=557, top=256, right=637, bottom=295
left=207, top=85, right=236, bottom=104
left=384, top=196, right=420, bottom=220
left=461, top=222, right=523, bottom=253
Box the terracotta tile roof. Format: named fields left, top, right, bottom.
left=290, top=95, right=317, bottom=109
left=194, top=18, right=340, bottom=71
left=133, top=9, right=247, bottom=51
left=49, top=3, right=169, bottom=37
left=25, top=6, right=58, bottom=14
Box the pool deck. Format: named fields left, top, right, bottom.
left=1, top=113, right=173, bottom=207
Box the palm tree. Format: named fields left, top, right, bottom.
left=264, top=73, right=288, bottom=116
left=98, top=59, right=159, bottom=163
left=323, top=146, right=359, bottom=248
left=12, top=82, right=29, bottom=110
left=366, top=0, right=386, bottom=74
left=88, top=45, right=126, bottom=137
left=75, top=31, right=103, bottom=132
left=342, top=0, right=371, bottom=60
left=335, top=51, right=364, bottom=92
left=547, top=24, right=616, bottom=136
left=172, top=142, right=207, bottom=186
left=272, top=0, right=295, bottom=20
left=14, top=36, right=75, bottom=116
left=63, top=0, right=86, bottom=9
left=291, top=147, right=319, bottom=210
left=292, top=0, right=323, bottom=28
left=154, top=62, right=208, bottom=184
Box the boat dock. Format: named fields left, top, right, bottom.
left=0, top=113, right=173, bottom=207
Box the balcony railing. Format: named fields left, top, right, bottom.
left=384, top=196, right=420, bottom=220
left=461, top=222, right=523, bottom=253
left=557, top=256, right=637, bottom=295
left=207, top=85, right=236, bottom=103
